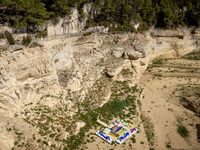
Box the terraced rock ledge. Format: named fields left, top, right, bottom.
left=0, top=29, right=199, bottom=150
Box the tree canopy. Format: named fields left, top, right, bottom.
left=0, top=0, right=199, bottom=32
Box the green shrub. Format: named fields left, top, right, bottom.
left=42, top=140, right=48, bottom=146
left=183, top=50, right=200, bottom=60
left=130, top=136, right=136, bottom=143
left=166, top=143, right=171, bottom=148
left=22, top=35, right=32, bottom=46
left=177, top=124, right=189, bottom=138
left=36, top=30, right=47, bottom=38
left=141, top=113, right=154, bottom=145
left=4, top=30, right=15, bottom=45
left=152, top=58, right=164, bottom=65
left=83, top=32, right=92, bottom=36
left=0, top=33, right=4, bottom=39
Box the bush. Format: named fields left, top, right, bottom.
left=130, top=136, right=136, bottom=143
left=141, top=113, right=154, bottom=145
left=152, top=58, right=164, bottom=65
left=177, top=124, right=189, bottom=138
left=36, top=30, right=47, bottom=38
left=83, top=32, right=92, bottom=36
left=0, top=33, right=5, bottom=39
left=4, top=30, right=15, bottom=45
left=22, top=35, right=32, bottom=46
left=183, top=50, right=200, bottom=60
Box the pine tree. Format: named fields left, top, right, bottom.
left=140, top=0, right=155, bottom=27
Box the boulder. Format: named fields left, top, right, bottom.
left=134, top=43, right=145, bottom=52
left=106, top=66, right=123, bottom=78
left=111, top=47, right=124, bottom=59
left=122, top=49, right=144, bottom=60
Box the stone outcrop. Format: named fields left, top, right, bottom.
left=47, top=8, right=83, bottom=37
left=111, top=47, right=124, bottom=59
left=122, top=49, right=145, bottom=60
left=106, top=63, right=124, bottom=78
left=0, top=29, right=198, bottom=149
left=151, top=29, right=185, bottom=39
left=84, top=26, right=109, bottom=34
left=47, top=3, right=101, bottom=37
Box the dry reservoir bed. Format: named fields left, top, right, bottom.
left=138, top=51, right=200, bottom=150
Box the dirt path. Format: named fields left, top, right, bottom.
left=138, top=58, right=200, bottom=150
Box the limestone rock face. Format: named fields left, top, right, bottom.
left=0, top=29, right=198, bottom=149
left=47, top=3, right=100, bottom=37
left=47, top=8, right=83, bottom=37
left=0, top=29, right=196, bottom=115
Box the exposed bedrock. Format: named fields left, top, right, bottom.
left=0, top=28, right=199, bottom=149
left=0, top=29, right=197, bottom=115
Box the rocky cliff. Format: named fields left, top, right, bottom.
left=0, top=29, right=198, bottom=149
left=47, top=4, right=96, bottom=37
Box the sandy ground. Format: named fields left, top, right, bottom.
left=84, top=58, right=200, bottom=150
left=138, top=58, right=200, bottom=150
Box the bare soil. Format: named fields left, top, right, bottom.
left=138, top=56, right=200, bottom=150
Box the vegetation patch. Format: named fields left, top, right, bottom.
left=121, top=69, right=133, bottom=77
left=196, top=124, right=200, bottom=143
left=130, top=135, right=136, bottom=143
left=4, top=30, right=15, bottom=45
left=141, top=113, right=154, bottom=146
left=183, top=50, right=200, bottom=60
left=67, top=80, right=138, bottom=149
left=22, top=35, right=32, bottom=47
left=152, top=58, right=165, bottom=65
left=21, top=76, right=138, bottom=149
left=177, top=124, right=189, bottom=138
left=176, top=85, right=200, bottom=117
left=1, top=1, right=199, bottom=33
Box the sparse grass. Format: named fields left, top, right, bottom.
left=21, top=76, right=139, bottom=149
left=65, top=80, right=138, bottom=149
left=121, top=69, right=133, bottom=77
left=141, top=113, right=154, bottom=146
left=176, top=85, right=200, bottom=117
left=22, top=35, right=32, bottom=46
left=183, top=50, right=200, bottom=60
left=8, top=126, right=25, bottom=148
left=4, top=30, right=15, bottom=45
left=42, top=140, right=48, bottom=146
left=152, top=58, right=165, bottom=65
left=177, top=124, right=189, bottom=138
